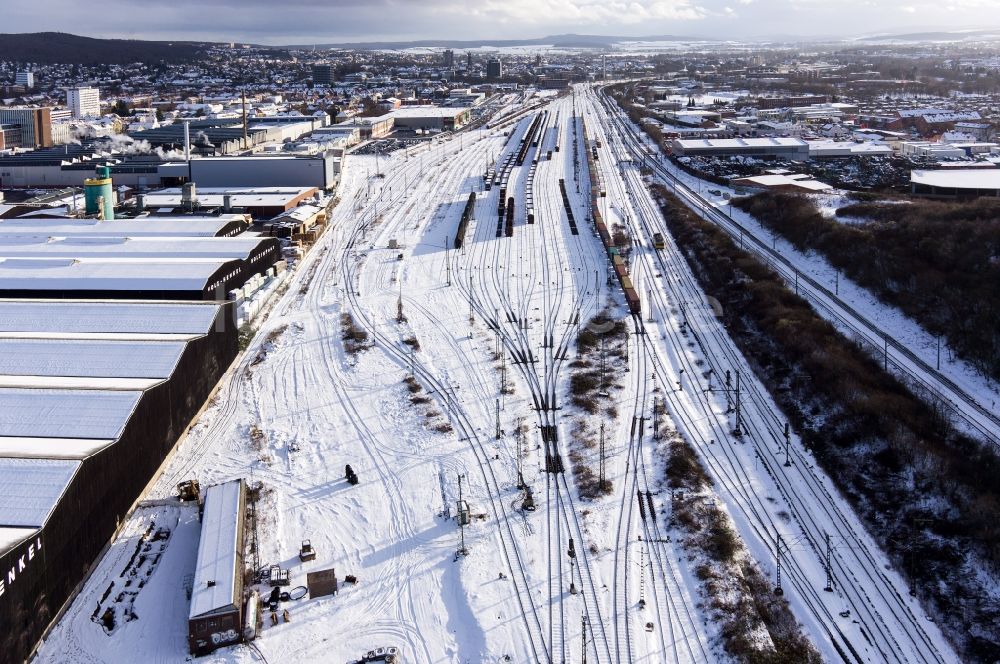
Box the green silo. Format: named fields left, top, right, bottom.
left=84, top=165, right=114, bottom=220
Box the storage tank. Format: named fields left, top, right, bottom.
left=84, top=165, right=114, bottom=220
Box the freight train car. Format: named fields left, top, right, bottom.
left=581, top=117, right=640, bottom=315
left=454, top=192, right=476, bottom=249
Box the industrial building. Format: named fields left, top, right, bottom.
left=66, top=87, right=101, bottom=119
left=0, top=236, right=280, bottom=269
left=0, top=145, right=337, bottom=191
left=387, top=106, right=471, bottom=132
left=0, top=108, right=52, bottom=148
left=188, top=155, right=338, bottom=191
left=336, top=116, right=394, bottom=140
left=0, top=299, right=239, bottom=664
left=0, top=257, right=267, bottom=301
left=0, top=216, right=250, bottom=239
left=807, top=141, right=893, bottom=158
left=141, top=186, right=319, bottom=218
left=732, top=173, right=833, bottom=192
left=910, top=168, right=1000, bottom=197
left=129, top=116, right=324, bottom=156
left=188, top=479, right=248, bottom=655
left=671, top=137, right=810, bottom=159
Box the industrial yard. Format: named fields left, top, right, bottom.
left=2, top=16, right=1000, bottom=662
left=2, top=81, right=985, bottom=664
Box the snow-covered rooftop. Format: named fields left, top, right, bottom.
left=0, top=236, right=271, bottom=261
left=0, top=526, right=37, bottom=552
left=189, top=479, right=243, bottom=620
left=733, top=173, right=833, bottom=191
left=0, top=388, right=142, bottom=440
left=0, top=300, right=221, bottom=337
left=0, top=218, right=243, bottom=238
left=389, top=106, right=470, bottom=119
left=0, top=457, right=79, bottom=528
left=0, top=436, right=115, bottom=460
left=0, top=338, right=186, bottom=380
left=911, top=168, right=1000, bottom=190
left=143, top=187, right=317, bottom=210
left=0, top=258, right=233, bottom=292
left=675, top=137, right=808, bottom=149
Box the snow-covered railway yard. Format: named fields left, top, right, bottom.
left=37, top=86, right=961, bottom=664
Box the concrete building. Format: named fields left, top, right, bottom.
left=388, top=106, right=470, bottom=132
left=189, top=155, right=338, bottom=191
left=756, top=95, right=828, bottom=110
left=66, top=87, right=101, bottom=119
left=0, top=107, right=52, bottom=148
left=899, top=141, right=967, bottom=160
left=312, top=63, right=336, bottom=86
left=808, top=141, right=894, bottom=158
left=141, top=186, right=319, bottom=218
left=443, top=49, right=455, bottom=67
left=336, top=116, right=394, bottom=140
left=14, top=72, right=34, bottom=89
left=732, top=173, right=832, bottom=192
left=671, top=137, right=810, bottom=159
left=487, top=58, right=503, bottom=80
left=910, top=168, right=1000, bottom=197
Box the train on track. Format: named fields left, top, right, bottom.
left=583, top=118, right=641, bottom=314
left=454, top=192, right=476, bottom=249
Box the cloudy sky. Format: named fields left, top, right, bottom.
left=4, top=0, right=994, bottom=44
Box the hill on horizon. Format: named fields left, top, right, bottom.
left=0, top=32, right=210, bottom=65
left=281, top=32, right=707, bottom=51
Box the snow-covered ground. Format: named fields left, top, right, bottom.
left=36, top=85, right=964, bottom=664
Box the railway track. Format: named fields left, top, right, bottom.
left=588, top=85, right=952, bottom=664
left=339, top=121, right=553, bottom=663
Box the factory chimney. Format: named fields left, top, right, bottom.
left=242, top=90, right=248, bottom=150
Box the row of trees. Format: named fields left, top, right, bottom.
left=656, top=185, right=1000, bottom=663
left=734, top=192, right=1000, bottom=381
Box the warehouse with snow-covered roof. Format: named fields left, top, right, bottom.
left=0, top=215, right=249, bottom=239
left=0, top=299, right=239, bottom=663
left=188, top=479, right=247, bottom=655
left=671, top=137, right=810, bottom=159
left=910, top=168, right=1000, bottom=197
left=0, top=258, right=254, bottom=301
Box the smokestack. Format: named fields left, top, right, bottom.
left=223, top=194, right=232, bottom=213
left=242, top=90, right=248, bottom=150
left=136, top=193, right=144, bottom=212
left=183, top=120, right=191, bottom=162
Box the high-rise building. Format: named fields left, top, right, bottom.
left=0, top=107, right=52, bottom=147
left=466, top=52, right=473, bottom=69
left=66, top=87, right=101, bottom=118
left=312, top=63, right=336, bottom=86
left=443, top=49, right=455, bottom=67
left=15, top=71, right=34, bottom=89
left=487, top=58, right=503, bottom=80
